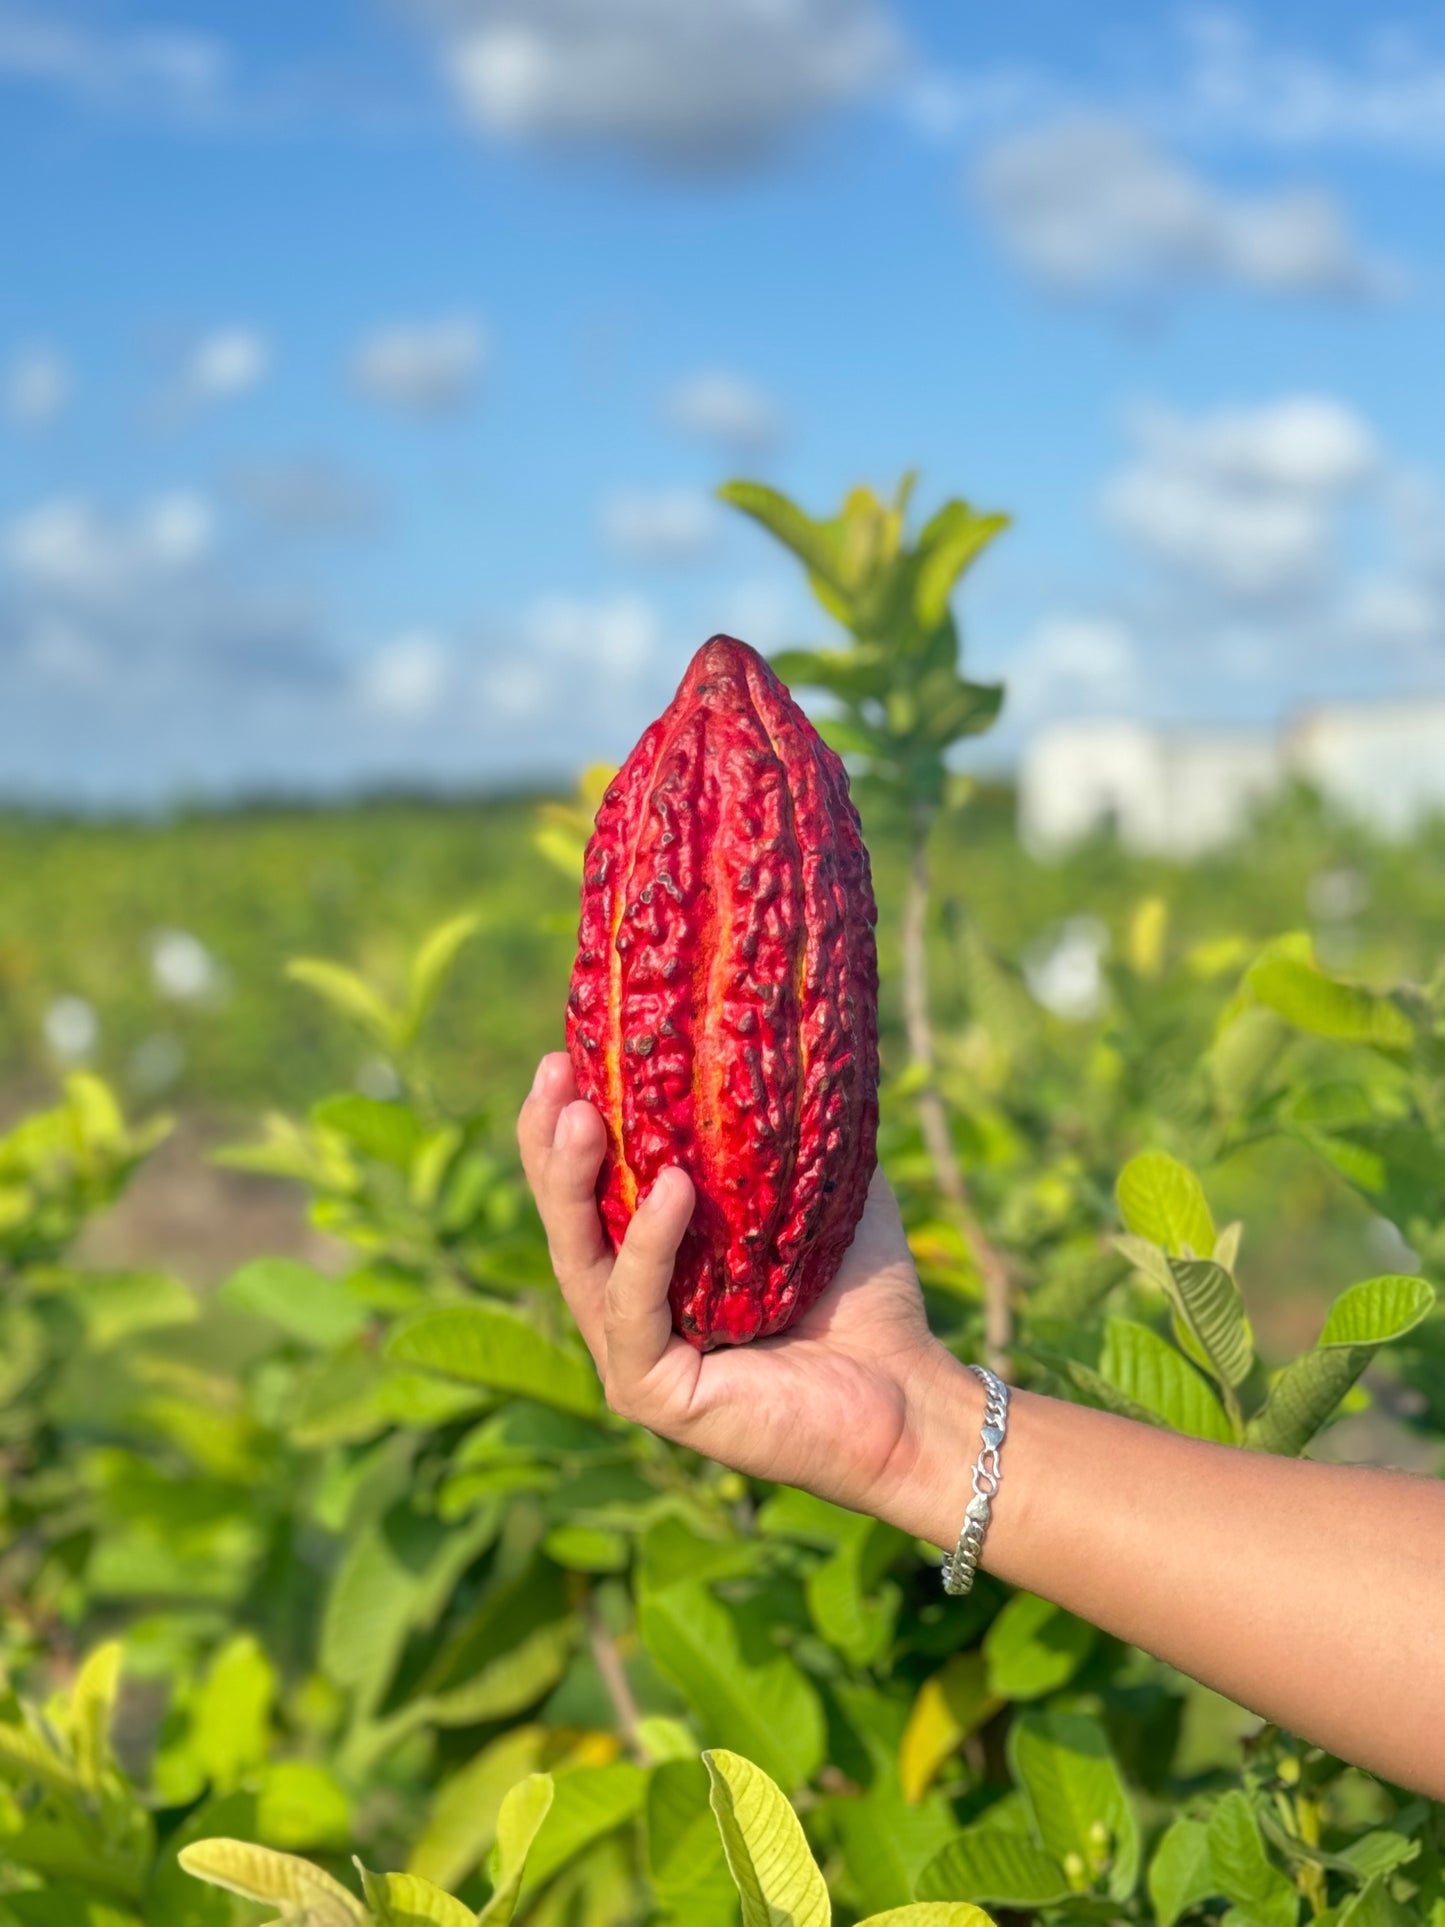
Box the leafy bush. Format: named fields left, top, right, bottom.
left=0, top=472, right=1441, bottom=1923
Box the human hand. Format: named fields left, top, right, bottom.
left=518, top=1052, right=978, bottom=1538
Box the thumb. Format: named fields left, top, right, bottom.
left=604, top=1167, right=695, bottom=1404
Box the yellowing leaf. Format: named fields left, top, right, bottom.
left=899, top=1653, right=1001, bottom=1803
left=703, top=1747, right=830, bottom=1927
left=177, top=1839, right=366, bottom=1924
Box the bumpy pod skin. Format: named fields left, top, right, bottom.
left=566, top=635, right=880, bottom=1349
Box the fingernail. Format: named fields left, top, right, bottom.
left=644, top=1166, right=678, bottom=1210
left=530, top=1057, right=548, bottom=1098
left=556, top=1103, right=581, bottom=1147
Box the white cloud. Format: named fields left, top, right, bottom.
left=1128, top=395, right=1378, bottom=493
left=1005, top=615, right=1144, bottom=727
left=409, top=0, right=902, bottom=168
left=183, top=327, right=269, bottom=402
left=1181, top=11, right=1445, bottom=154
left=4, top=493, right=214, bottom=602
left=664, top=369, right=782, bottom=448
left=0, top=3, right=229, bottom=115
left=995, top=394, right=1445, bottom=749
left=973, top=116, right=1393, bottom=302
left=3, top=344, right=70, bottom=426
left=352, top=317, right=488, bottom=415
left=1103, top=397, right=1377, bottom=601
left=355, top=630, right=454, bottom=722
left=600, top=487, right=717, bottom=560
left=526, top=591, right=660, bottom=676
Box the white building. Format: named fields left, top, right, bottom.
left=1020, top=698, right=1445, bottom=855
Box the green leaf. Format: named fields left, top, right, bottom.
left=648, top=1757, right=736, bottom=1913
left=70, top=1639, right=122, bottom=1789
left=1097, top=1317, right=1234, bottom=1443
left=285, top=958, right=399, bottom=1049
left=541, top=1523, right=630, bottom=1573
left=915, top=675, right=1004, bottom=751
left=1049, top=1352, right=1172, bottom=1431
left=1008, top=1709, right=1140, bottom=1901
left=320, top=1503, right=447, bottom=1705
left=313, top=1094, right=423, bottom=1170
left=856, top=1911, right=996, bottom=1927
left=913, top=500, right=1010, bottom=628
left=257, top=1762, right=352, bottom=1853
left=640, top=1583, right=825, bottom=1792
left=357, top=1867, right=476, bottom=1927
left=72, top=1269, right=197, bottom=1348
left=176, top=1839, right=366, bottom=1924
left=718, top=482, right=848, bottom=595
left=1166, top=1259, right=1254, bottom=1391
left=387, top=1304, right=602, bottom=1417
left=403, top=910, right=484, bottom=1045
left=703, top=1748, right=830, bottom=1927
left=832, top=1761, right=958, bottom=1919
left=1335, top=1832, right=1422, bottom=1882
left=1247, top=956, right=1413, bottom=1051
left=1206, top=1792, right=1297, bottom=1927
left=220, top=1258, right=369, bottom=1349
left=407, top=1726, right=546, bottom=1890
left=189, top=1633, right=275, bottom=1791
left=1116, top=1154, right=1216, bottom=1258
left=0, top=1722, right=88, bottom=1796
left=517, top=1763, right=647, bottom=1903
left=476, top=1774, right=555, bottom=1927
left=1247, top=1276, right=1436, bottom=1455
left=804, top=1525, right=904, bottom=1667
left=1149, top=1817, right=1216, bottom=1927
left=983, top=1591, right=1095, bottom=1700
left=1319, top=1275, right=1435, bottom=1347
left=1338, top=1873, right=1419, bottom=1927
left=915, top=1830, right=1074, bottom=1907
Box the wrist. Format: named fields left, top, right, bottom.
left=869, top=1343, right=989, bottom=1550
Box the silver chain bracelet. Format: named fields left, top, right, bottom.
left=941, top=1364, right=1010, bottom=1597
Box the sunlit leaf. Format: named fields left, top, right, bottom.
left=1149, top=1816, right=1215, bottom=1927
left=704, top=1748, right=830, bottom=1927
left=1206, top=1792, right=1296, bottom=1927
left=1008, top=1709, right=1139, bottom=1901
left=357, top=1866, right=476, bottom=1927
left=285, top=959, right=399, bottom=1049
left=1247, top=955, right=1413, bottom=1051
left=640, top=1584, right=824, bottom=1792
left=1116, top=1153, right=1215, bottom=1258
left=475, top=1774, right=555, bottom=1926
left=177, top=1838, right=365, bottom=1923
left=1097, top=1317, right=1233, bottom=1443
left=387, top=1304, right=602, bottom=1417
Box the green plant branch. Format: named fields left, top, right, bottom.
left=902, top=811, right=1014, bottom=1374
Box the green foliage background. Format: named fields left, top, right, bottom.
left=0, top=475, right=1443, bottom=1923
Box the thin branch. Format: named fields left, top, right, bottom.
left=587, top=1597, right=650, bottom=1765
left=901, top=815, right=1013, bottom=1375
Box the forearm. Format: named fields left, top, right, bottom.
left=889, top=1351, right=1445, bottom=1798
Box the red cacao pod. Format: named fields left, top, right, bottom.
left=566, top=635, right=879, bottom=1349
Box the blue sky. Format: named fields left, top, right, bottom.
left=2, top=0, right=1444, bottom=803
